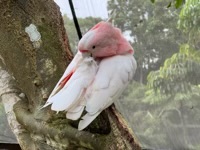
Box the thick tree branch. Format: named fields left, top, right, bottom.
left=13, top=99, right=141, bottom=149
left=0, top=57, right=36, bottom=149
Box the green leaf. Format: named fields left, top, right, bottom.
left=150, top=0, right=155, bottom=3
left=175, top=0, right=183, bottom=8
left=167, top=2, right=172, bottom=8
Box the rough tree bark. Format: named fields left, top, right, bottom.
left=0, top=0, right=141, bottom=149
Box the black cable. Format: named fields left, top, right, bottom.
left=68, top=0, right=82, bottom=40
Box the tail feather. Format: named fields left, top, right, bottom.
left=66, top=106, right=84, bottom=120
left=78, top=111, right=101, bottom=130
left=40, top=103, right=50, bottom=109
left=40, top=93, right=58, bottom=110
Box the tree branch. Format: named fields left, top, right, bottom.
left=0, top=56, right=36, bottom=149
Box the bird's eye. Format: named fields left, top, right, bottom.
left=92, top=46, right=96, bottom=49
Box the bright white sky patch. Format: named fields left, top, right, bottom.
left=54, top=0, right=108, bottom=19
left=123, top=30, right=134, bottom=43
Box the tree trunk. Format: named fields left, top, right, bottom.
left=0, top=0, right=141, bottom=149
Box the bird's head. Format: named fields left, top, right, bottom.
left=78, top=21, right=134, bottom=58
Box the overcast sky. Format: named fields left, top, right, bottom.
left=54, top=0, right=108, bottom=19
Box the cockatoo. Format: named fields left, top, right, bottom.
left=42, top=21, right=137, bottom=130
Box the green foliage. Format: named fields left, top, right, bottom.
left=178, top=0, right=200, bottom=49
left=63, top=15, right=78, bottom=54
left=175, top=0, right=184, bottom=8
left=147, top=0, right=200, bottom=96
left=178, top=0, right=200, bottom=32
left=150, top=0, right=185, bottom=8
left=143, top=89, right=169, bottom=104
left=148, top=44, right=200, bottom=95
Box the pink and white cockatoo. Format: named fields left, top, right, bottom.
left=42, top=21, right=137, bottom=130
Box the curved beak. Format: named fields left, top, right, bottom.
left=79, top=49, right=92, bottom=57
left=79, top=49, right=89, bottom=53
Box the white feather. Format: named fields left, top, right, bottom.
left=41, top=53, right=81, bottom=109
left=78, top=54, right=137, bottom=130
left=50, top=81, right=84, bottom=111
left=66, top=97, right=86, bottom=120
left=78, top=112, right=101, bottom=131
left=49, top=52, right=83, bottom=98
left=42, top=53, right=98, bottom=112
left=66, top=106, right=85, bottom=120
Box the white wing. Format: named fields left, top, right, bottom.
left=48, top=52, right=82, bottom=98
left=42, top=52, right=98, bottom=116
left=78, top=54, right=137, bottom=130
